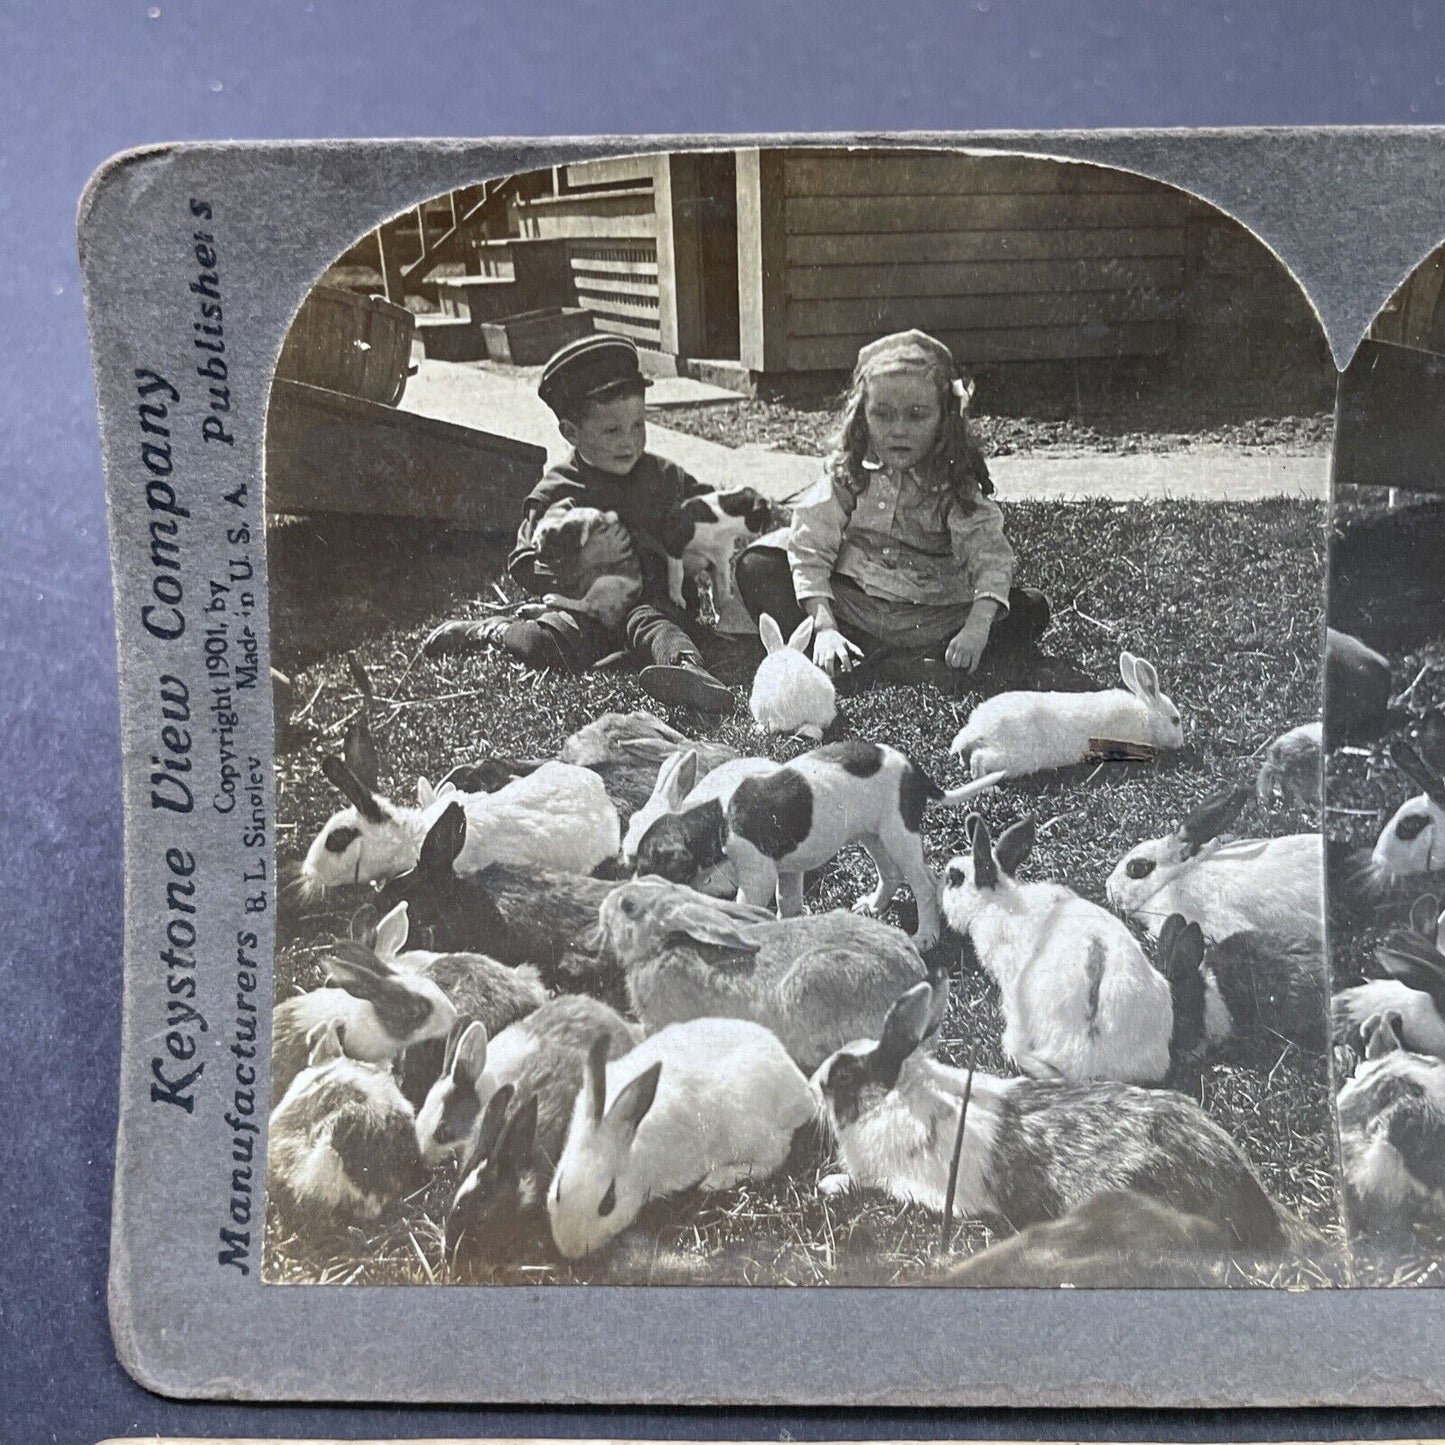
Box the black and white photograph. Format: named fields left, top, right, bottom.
left=260, top=146, right=1344, bottom=1290
left=1326, top=241, right=1445, bottom=1285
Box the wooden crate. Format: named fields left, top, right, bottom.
left=480, top=307, right=595, bottom=365
left=265, top=379, right=546, bottom=534
left=274, top=285, right=416, bottom=406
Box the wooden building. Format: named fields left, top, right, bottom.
left=334, top=148, right=1322, bottom=391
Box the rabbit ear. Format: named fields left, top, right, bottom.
left=971, top=814, right=999, bottom=890
left=1364, top=1011, right=1405, bottom=1060
left=465, top=1083, right=516, bottom=1173
left=993, top=817, right=1035, bottom=876
left=650, top=749, right=699, bottom=812
left=1130, top=658, right=1161, bottom=702
left=1391, top=741, right=1445, bottom=809
left=874, top=982, right=937, bottom=1074
left=759, top=614, right=785, bottom=654
left=417, top=802, right=467, bottom=876
left=1160, top=915, right=1206, bottom=975
left=649, top=888, right=766, bottom=953
left=585, top=1035, right=610, bottom=1126
left=1155, top=911, right=1188, bottom=958
left=321, top=754, right=385, bottom=825
left=787, top=617, right=816, bottom=653
left=607, top=1060, right=662, bottom=1142
left=450, top=1020, right=490, bottom=1088
left=349, top=901, right=380, bottom=945
left=417, top=777, right=437, bottom=807
left=373, top=902, right=410, bottom=958
left=323, top=940, right=401, bottom=1003
left=494, top=1090, right=540, bottom=1175
left=1410, top=892, right=1443, bottom=940
left=1119, top=651, right=1139, bottom=694
left=306, top=1019, right=345, bottom=1066
left=1176, top=785, right=1250, bottom=857
left=343, top=717, right=380, bottom=795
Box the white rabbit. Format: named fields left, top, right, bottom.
left=812, top=981, right=1292, bottom=1251
left=1365, top=741, right=1445, bottom=893
left=270, top=940, right=457, bottom=1102
left=749, top=614, right=836, bottom=741
left=268, top=1020, right=424, bottom=1222
left=546, top=1018, right=818, bottom=1259
left=949, top=650, right=1183, bottom=780
left=1104, top=785, right=1324, bottom=953
left=1336, top=1010, right=1445, bottom=1232
left=620, top=749, right=779, bottom=893
left=940, top=815, right=1174, bottom=1084
left=300, top=755, right=620, bottom=893
left=599, top=877, right=929, bottom=1071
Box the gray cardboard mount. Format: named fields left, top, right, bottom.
left=80, top=129, right=1445, bottom=1407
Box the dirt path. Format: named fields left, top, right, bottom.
left=402, top=357, right=1330, bottom=504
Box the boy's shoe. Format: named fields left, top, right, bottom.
left=422, top=616, right=512, bottom=656
left=638, top=661, right=735, bottom=714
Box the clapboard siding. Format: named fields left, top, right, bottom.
left=787, top=256, right=1184, bottom=302
left=785, top=226, right=1187, bottom=268
left=778, top=150, right=1195, bottom=368
left=784, top=152, right=1165, bottom=197
left=788, top=289, right=1177, bottom=338
left=787, top=323, right=1176, bottom=372
left=563, top=156, right=657, bottom=189
left=517, top=190, right=658, bottom=241
left=787, top=191, right=1195, bottom=235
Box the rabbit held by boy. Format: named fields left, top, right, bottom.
left=949, top=650, right=1183, bottom=780
left=599, top=877, right=930, bottom=1072
left=812, top=982, right=1293, bottom=1251
left=632, top=739, right=1002, bottom=948
left=528, top=500, right=643, bottom=628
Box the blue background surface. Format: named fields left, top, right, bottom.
left=7, top=2, right=1445, bottom=1440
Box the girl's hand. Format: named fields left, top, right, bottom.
left=946, top=609, right=995, bottom=673
left=813, top=626, right=864, bottom=676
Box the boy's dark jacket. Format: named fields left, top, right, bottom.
left=507, top=449, right=711, bottom=601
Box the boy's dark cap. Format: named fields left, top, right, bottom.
left=538, top=333, right=652, bottom=415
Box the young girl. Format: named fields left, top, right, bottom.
left=735, top=329, right=1049, bottom=689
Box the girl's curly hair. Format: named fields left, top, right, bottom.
left=824, top=362, right=992, bottom=511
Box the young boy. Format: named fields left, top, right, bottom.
left=424, top=333, right=733, bottom=713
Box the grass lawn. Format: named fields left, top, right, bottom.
left=1326, top=491, right=1445, bottom=1287
left=264, top=494, right=1344, bottom=1288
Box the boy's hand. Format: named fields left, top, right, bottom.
left=580, top=513, right=637, bottom=576
left=945, top=606, right=996, bottom=673
left=813, top=626, right=863, bottom=676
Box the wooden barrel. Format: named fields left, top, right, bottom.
left=275, top=285, right=416, bottom=406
